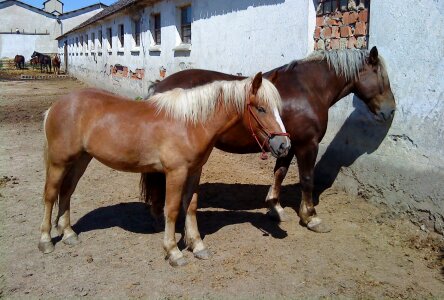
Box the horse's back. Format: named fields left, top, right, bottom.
left=153, top=69, right=243, bottom=94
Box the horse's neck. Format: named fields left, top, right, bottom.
left=207, top=104, right=241, bottom=137
left=298, top=60, right=355, bottom=108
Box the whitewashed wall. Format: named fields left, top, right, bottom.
left=59, top=0, right=311, bottom=97
left=0, top=2, right=105, bottom=59
left=0, top=3, right=58, bottom=57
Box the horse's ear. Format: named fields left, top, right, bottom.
left=368, top=46, right=379, bottom=65
left=269, top=71, right=279, bottom=85
left=252, top=72, right=263, bottom=95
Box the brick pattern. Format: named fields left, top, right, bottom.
left=314, top=1, right=369, bottom=51
left=111, top=64, right=145, bottom=80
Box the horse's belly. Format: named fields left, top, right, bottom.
left=92, top=154, right=163, bottom=173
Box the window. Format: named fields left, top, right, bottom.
left=85, top=34, right=89, bottom=50
left=75, top=37, right=79, bottom=48
left=80, top=35, right=83, bottom=47
left=107, top=27, right=112, bottom=49
left=133, top=19, right=141, bottom=47
left=180, top=6, right=191, bottom=43
left=98, top=30, right=102, bottom=49
left=91, top=32, right=95, bottom=50
left=153, top=14, right=161, bottom=45
left=314, top=0, right=370, bottom=50
left=118, top=24, right=124, bottom=48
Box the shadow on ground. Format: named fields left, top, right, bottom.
left=71, top=183, right=303, bottom=242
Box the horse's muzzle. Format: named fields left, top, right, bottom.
left=269, top=135, right=291, bottom=158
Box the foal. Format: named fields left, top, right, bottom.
left=38, top=73, right=290, bottom=266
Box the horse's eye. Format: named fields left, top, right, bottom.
left=257, top=106, right=266, bottom=113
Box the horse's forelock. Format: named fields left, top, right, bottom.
left=255, top=78, right=282, bottom=112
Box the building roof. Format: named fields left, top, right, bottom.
left=1, top=0, right=108, bottom=18
left=59, top=3, right=108, bottom=19
left=57, top=0, right=159, bottom=40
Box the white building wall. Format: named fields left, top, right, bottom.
left=61, top=0, right=309, bottom=97
left=61, top=7, right=105, bottom=34
left=0, top=3, right=105, bottom=59
left=0, top=4, right=59, bottom=57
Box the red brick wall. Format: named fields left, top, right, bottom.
left=314, top=1, right=369, bottom=50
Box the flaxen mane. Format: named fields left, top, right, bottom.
left=286, top=49, right=370, bottom=81
left=148, top=76, right=281, bottom=124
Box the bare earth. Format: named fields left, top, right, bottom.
left=0, top=78, right=443, bottom=299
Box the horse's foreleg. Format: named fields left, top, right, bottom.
left=295, top=142, right=331, bottom=233
left=182, top=168, right=210, bottom=260
left=56, top=154, right=92, bottom=245
left=163, top=168, right=188, bottom=267
left=38, top=163, right=67, bottom=253
left=265, top=152, right=294, bottom=222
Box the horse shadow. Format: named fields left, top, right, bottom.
left=313, top=96, right=393, bottom=202
left=69, top=183, right=302, bottom=244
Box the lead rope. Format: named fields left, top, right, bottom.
left=246, top=102, right=290, bottom=160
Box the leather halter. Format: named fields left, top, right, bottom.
left=246, top=99, right=290, bottom=160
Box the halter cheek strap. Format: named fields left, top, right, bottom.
left=246, top=99, right=290, bottom=160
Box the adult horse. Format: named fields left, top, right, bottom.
left=38, top=73, right=290, bottom=266
left=148, top=47, right=396, bottom=233
left=14, top=55, right=25, bottom=69
left=52, top=54, right=61, bottom=75
left=31, top=51, right=51, bottom=73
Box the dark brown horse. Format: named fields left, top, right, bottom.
left=14, top=55, right=25, bottom=69
left=52, top=54, right=61, bottom=75
left=148, top=47, right=396, bottom=233
left=31, top=51, right=51, bottom=73
left=38, top=73, right=290, bottom=266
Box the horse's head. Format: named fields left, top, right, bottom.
left=31, top=51, right=38, bottom=58
left=353, top=47, right=396, bottom=122
left=244, top=72, right=291, bottom=158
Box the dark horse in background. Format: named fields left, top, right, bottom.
left=31, top=51, right=51, bottom=73
left=14, top=55, right=25, bottom=69
left=147, top=47, right=396, bottom=233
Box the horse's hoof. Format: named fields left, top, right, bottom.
left=194, top=249, right=212, bottom=260
left=267, top=209, right=289, bottom=222
left=169, top=256, right=188, bottom=267
left=38, top=241, right=55, bottom=254
left=63, top=233, right=80, bottom=246
left=307, top=220, right=332, bottom=233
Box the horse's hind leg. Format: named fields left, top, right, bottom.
left=56, top=153, right=92, bottom=245
left=182, top=168, right=210, bottom=260
left=266, top=152, right=294, bottom=222
left=38, top=162, right=67, bottom=253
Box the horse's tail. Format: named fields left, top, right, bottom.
left=146, top=80, right=160, bottom=99
left=140, top=172, right=166, bottom=217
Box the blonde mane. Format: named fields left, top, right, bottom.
left=148, top=76, right=282, bottom=124
left=286, top=49, right=371, bottom=81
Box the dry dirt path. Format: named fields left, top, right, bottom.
left=0, top=79, right=442, bottom=299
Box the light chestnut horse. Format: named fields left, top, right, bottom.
left=52, top=54, right=61, bottom=75
left=38, top=73, right=291, bottom=266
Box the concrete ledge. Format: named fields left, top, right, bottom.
left=20, top=74, right=69, bottom=80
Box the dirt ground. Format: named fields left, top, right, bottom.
left=0, top=78, right=443, bottom=299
